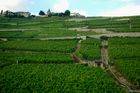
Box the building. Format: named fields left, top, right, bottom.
left=70, top=13, right=85, bottom=17
left=3, top=10, right=15, bottom=16
left=15, top=12, right=31, bottom=17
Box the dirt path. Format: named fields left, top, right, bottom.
left=108, top=65, right=140, bottom=93
left=109, top=66, right=134, bottom=88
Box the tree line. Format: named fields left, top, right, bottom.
left=39, top=10, right=71, bottom=17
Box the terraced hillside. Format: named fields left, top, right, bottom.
left=0, top=16, right=140, bottom=93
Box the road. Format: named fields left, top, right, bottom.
left=88, top=32, right=140, bottom=39
left=33, top=32, right=140, bottom=40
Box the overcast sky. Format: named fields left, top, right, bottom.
left=0, top=0, right=140, bottom=16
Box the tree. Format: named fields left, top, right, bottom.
left=47, top=9, right=51, bottom=16
left=64, top=10, right=70, bottom=16
left=58, top=13, right=64, bottom=17
left=0, top=10, right=3, bottom=15
left=39, top=10, right=45, bottom=15
left=5, top=10, right=9, bottom=17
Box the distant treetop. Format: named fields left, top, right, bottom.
left=64, top=10, right=70, bottom=16
left=39, top=10, right=46, bottom=16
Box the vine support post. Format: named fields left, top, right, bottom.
left=17, top=60, right=18, bottom=64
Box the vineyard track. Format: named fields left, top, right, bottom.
left=109, top=66, right=135, bottom=88
left=108, top=66, right=140, bottom=93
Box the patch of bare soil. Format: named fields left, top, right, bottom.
left=68, top=27, right=114, bottom=34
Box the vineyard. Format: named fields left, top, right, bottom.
left=0, top=64, right=124, bottom=93
left=0, top=15, right=140, bottom=93
left=109, top=37, right=140, bottom=89
left=0, top=39, right=78, bottom=53
left=76, top=38, right=101, bottom=60
left=0, top=28, right=97, bottom=38
left=0, top=52, right=73, bottom=66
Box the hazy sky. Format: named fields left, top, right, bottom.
left=0, top=0, right=140, bottom=16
